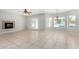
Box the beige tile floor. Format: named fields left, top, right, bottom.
left=0, top=30, right=79, bottom=49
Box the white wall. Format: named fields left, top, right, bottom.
left=26, top=10, right=79, bottom=30
left=65, top=9, right=79, bottom=30
left=0, top=12, right=27, bottom=34
left=45, top=11, right=68, bottom=30
left=44, top=10, right=79, bottom=31
left=0, top=9, right=79, bottom=34
left=25, top=13, right=45, bottom=30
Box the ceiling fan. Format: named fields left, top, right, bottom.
left=24, top=9, right=32, bottom=16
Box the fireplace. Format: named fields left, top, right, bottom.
left=2, top=21, right=15, bottom=29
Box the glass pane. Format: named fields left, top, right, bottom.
left=48, top=17, right=52, bottom=28
left=54, top=17, right=65, bottom=28
left=32, top=18, right=38, bottom=29
left=68, top=16, right=76, bottom=29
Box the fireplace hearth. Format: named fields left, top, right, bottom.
left=2, top=21, right=15, bottom=29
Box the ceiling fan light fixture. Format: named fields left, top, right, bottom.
left=24, top=9, right=32, bottom=16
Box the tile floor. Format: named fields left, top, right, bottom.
left=0, top=30, right=79, bottom=49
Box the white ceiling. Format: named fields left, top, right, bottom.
left=0, top=9, right=71, bottom=15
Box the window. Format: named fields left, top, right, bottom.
left=46, top=17, right=53, bottom=28
left=54, top=17, right=65, bottom=28
left=32, top=18, right=38, bottom=29
left=68, top=16, right=76, bottom=29
left=48, top=17, right=53, bottom=28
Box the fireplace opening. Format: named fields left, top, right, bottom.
left=5, top=23, right=13, bottom=29
left=2, top=21, right=15, bottom=29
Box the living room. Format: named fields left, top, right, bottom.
left=0, top=9, right=79, bottom=49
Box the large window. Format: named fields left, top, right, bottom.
left=68, top=16, right=76, bottom=29
left=54, top=17, right=65, bottom=28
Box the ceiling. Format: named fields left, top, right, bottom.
left=0, top=9, right=71, bottom=15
